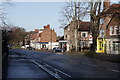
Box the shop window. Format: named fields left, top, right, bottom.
left=118, top=43, right=120, bottom=51
left=99, top=42, right=102, bottom=50
left=113, top=43, right=116, bottom=51
left=113, top=42, right=120, bottom=51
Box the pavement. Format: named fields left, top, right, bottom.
left=5, top=52, right=53, bottom=79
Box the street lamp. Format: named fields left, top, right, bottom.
left=51, top=28, right=52, bottom=50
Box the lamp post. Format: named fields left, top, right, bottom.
left=51, top=28, right=52, bottom=50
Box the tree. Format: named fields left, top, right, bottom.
left=60, top=1, right=89, bottom=51
left=9, top=27, right=27, bottom=47
left=0, top=0, right=13, bottom=54
left=90, top=0, right=102, bottom=52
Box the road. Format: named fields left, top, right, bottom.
left=7, top=49, right=120, bottom=79
left=6, top=51, right=54, bottom=79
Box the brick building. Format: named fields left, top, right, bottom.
left=64, top=20, right=92, bottom=51
left=30, top=25, right=58, bottom=50
left=96, top=2, right=120, bottom=54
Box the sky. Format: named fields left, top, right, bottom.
left=4, top=1, right=119, bottom=36
left=5, top=2, right=66, bottom=36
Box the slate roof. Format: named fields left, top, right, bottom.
left=78, top=22, right=91, bottom=31
left=101, top=4, right=120, bottom=15
left=64, top=20, right=91, bottom=31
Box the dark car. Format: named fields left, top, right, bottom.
left=53, top=47, right=64, bottom=52
left=26, top=47, right=35, bottom=50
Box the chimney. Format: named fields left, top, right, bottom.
left=103, top=0, right=110, bottom=9
left=35, top=29, right=39, bottom=32
left=44, top=24, right=50, bottom=29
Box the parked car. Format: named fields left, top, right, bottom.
left=21, top=46, right=25, bottom=49
left=26, top=47, right=35, bottom=50
left=42, top=47, right=48, bottom=50
left=53, top=47, right=64, bottom=52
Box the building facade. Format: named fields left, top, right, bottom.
left=30, top=25, right=58, bottom=50
left=64, top=21, right=92, bottom=51
left=96, top=3, right=120, bottom=54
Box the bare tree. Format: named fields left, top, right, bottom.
left=90, top=0, right=102, bottom=52
left=59, top=1, right=89, bottom=27
left=60, top=1, right=89, bottom=51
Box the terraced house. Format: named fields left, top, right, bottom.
left=96, top=2, right=120, bottom=54
left=30, top=25, right=58, bottom=50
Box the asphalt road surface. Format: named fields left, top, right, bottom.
left=6, top=51, right=54, bottom=79
left=8, top=49, right=120, bottom=79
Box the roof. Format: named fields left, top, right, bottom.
left=64, top=20, right=91, bottom=31
left=64, top=20, right=81, bottom=29
left=59, top=36, right=64, bottom=40
left=78, top=22, right=91, bottom=31
left=101, top=4, right=120, bottom=15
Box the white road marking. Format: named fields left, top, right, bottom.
left=107, top=68, right=120, bottom=73
left=56, top=69, right=71, bottom=77
left=82, top=63, right=98, bottom=67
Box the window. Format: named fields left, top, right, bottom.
left=66, top=35, right=67, bottom=38
left=82, top=33, right=86, bottom=37
left=114, top=26, right=118, bottom=35
left=67, top=35, right=70, bottom=40
left=99, top=42, right=102, bottom=50
left=81, top=32, right=88, bottom=37
left=113, top=41, right=120, bottom=51
left=100, top=29, right=104, bottom=37
left=68, top=28, right=70, bottom=31
left=100, top=18, right=104, bottom=24
left=119, top=25, right=120, bottom=35
left=110, top=26, right=113, bottom=35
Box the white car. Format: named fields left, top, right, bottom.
left=21, top=46, right=25, bottom=49
left=53, top=47, right=64, bottom=52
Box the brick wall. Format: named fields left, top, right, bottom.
left=41, top=28, right=57, bottom=42
left=102, top=14, right=120, bottom=38
left=31, top=25, right=57, bottom=43
left=64, top=22, right=75, bottom=47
